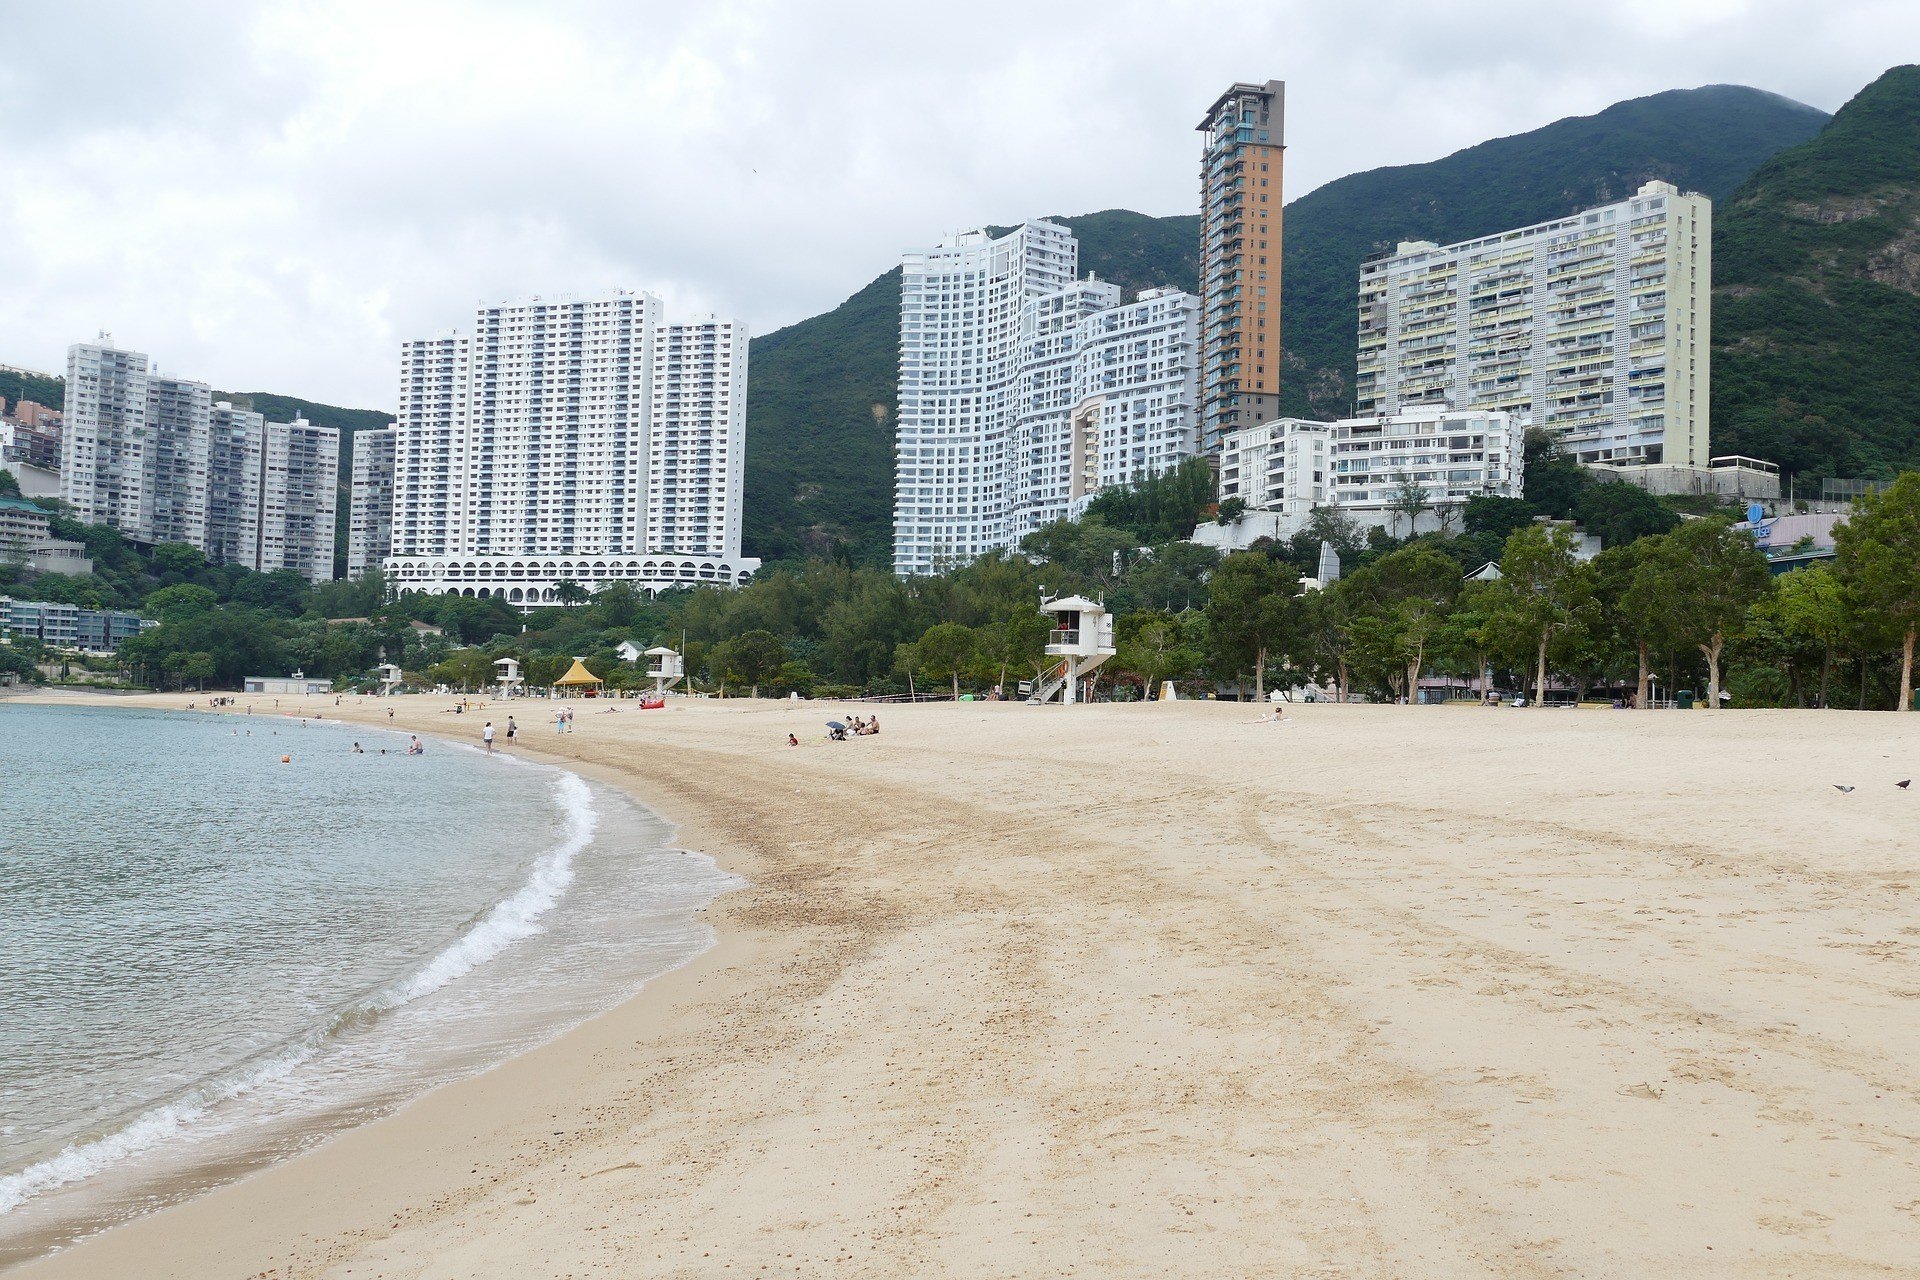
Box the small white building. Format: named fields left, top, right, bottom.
left=1205, top=406, right=1525, bottom=548
left=244, top=673, right=332, bottom=695
left=1031, top=596, right=1114, bottom=705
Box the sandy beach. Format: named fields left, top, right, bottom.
left=8, top=691, right=1920, bottom=1277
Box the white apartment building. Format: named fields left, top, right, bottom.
left=63, top=340, right=210, bottom=545
left=259, top=417, right=339, bottom=583
left=1069, top=286, right=1201, bottom=508
left=201, top=401, right=339, bottom=582
left=382, top=292, right=756, bottom=603
left=647, top=320, right=747, bottom=558
left=1216, top=418, right=1332, bottom=519
left=895, top=222, right=1078, bottom=577
left=896, top=223, right=1201, bottom=573
left=347, top=424, right=397, bottom=577
left=206, top=402, right=266, bottom=569
left=1329, top=406, right=1524, bottom=523
left=1209, top=406, right=1523, bottom=543
left=1011, top=278, right=1120, bottom=536
left=1356, top=180, right=1710, bottom=466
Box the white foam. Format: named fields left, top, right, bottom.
left=0, top=770, right=598, bottom=1218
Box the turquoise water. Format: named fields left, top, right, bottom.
left=0, top=701, right=736, bottom=1261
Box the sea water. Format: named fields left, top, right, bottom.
left=0, top=701, right=737, bottom=1262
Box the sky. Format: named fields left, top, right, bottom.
left=0, top=0, right=1911, bottom=409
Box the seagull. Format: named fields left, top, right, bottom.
left=1834, top=784, right=1855, bottom=793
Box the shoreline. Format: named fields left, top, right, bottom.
left=2, top=693, right=753, bottom=1276
left=7, top=691, right=1920, bottom=1276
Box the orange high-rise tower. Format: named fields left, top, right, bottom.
left=1196, top=80, right=1285, bottom=449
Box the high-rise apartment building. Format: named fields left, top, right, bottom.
left=895, top=223, right=1201, bottom=574
left=63, top=340, right=214, bottom=548
left=648, top=320, right=748, bottom=558
left=206, top=402, right=266, bottom=569
left=381, top=292, right=756, bottom=602
left=347, top=424, right=398, bottom=577
left=259, top=417, right=340, bottom=582
left=62, top=341, right=165, bottom=536
left=895, top=222, right=1078, bottom=576
left=61, top=340, right=337, bottom=581
left=1197, top=80, right=1285, bottom=448
left=1355, top=180, right=1711, bottom=466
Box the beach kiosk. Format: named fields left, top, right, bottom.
left=644, top=645, right=685, bottom=696
left=375, top=662, right=404, bottom=696
left=552, top=657, right=603, bottom=699
left=1030, top=595, right=1115, bottom=705
left=493, top=656, right=523, bottom=699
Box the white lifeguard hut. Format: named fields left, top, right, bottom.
left=375, top=662, right=404, bottom=696
left=493, top=657, right=523, bottom=699
left=645, top=645, right=685, bottom=695
left=1030, top=596, right=1115, bottom=705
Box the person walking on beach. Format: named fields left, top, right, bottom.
left=483, top=721, right=496, bottom=754
left=506, top=716, right=518, bottom=745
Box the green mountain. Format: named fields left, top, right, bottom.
left=741, top=85, right=1828, bottom=564
left=1711, top=65, right=1920, bottom=479
left=0, top=367, right=63, bottom=412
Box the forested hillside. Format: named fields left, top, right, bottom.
left=1711, top=65, right=1920, bottom=478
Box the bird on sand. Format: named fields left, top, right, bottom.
left=1898, top=780, right=1911, bottom=789
left=1833, top=784, right=1855, bottom=793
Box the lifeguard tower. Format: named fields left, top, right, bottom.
left=644, top=646, right=685, bottom=696
left=375, top=662, right=403, bottom=696
left=493, top=657, right=523, bottom=699
left=1029, top=596, right=1115, bottom=705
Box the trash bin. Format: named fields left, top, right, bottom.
left=1677, top=689, right=1694, bottom=710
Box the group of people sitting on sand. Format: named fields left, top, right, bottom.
left=847, top=715, right=880, bottom=737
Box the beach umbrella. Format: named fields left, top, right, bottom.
left=827, top=721, right=846, bottom=731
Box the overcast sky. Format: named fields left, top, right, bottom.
left=0, top=0, right=1909, bottom=408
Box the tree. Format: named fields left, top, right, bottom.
left=1835, top=471, right=1920, bottom=711
left=1387, top=473, right=1432, bottom=539
left=1204, top=552, right=1297, bottom=698
left=553, top=579, right=590, bottom=608
left=714, top=629, right=788, bottom=697
left=908, top=622, right=977, bottom=700
left=1521, top=428, right=1592, bottom=519
left=1772, top=564, right=1849, bottom=708
left=1601, top=540, right=1671, bottom=709
left=972, top=608, right=1050, bottom=695
left=1115, top=611, right=1203, bottom=698
left=1491, top=524, right=1593, bottom=707
left=1463, top=494, right=1538, bottom=541
left=1575, top=482, right=1680, bottom=548
left=1216, top=496, right=1248, bottom=525
left=1341, top=545, right=1460, bottom=699
left=0, top=470, right=20, bottom=498
left=1650, top=519, right=1774, bottom=709
left=144, top=583, right=220, bottom=624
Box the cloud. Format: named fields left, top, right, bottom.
left=0, top=0, right=1907, bottom=407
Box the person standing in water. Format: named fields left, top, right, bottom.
left=482, top=721, right=496, bottom=754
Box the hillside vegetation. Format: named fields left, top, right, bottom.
left=1712, top=65, right=1920, bottom=479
